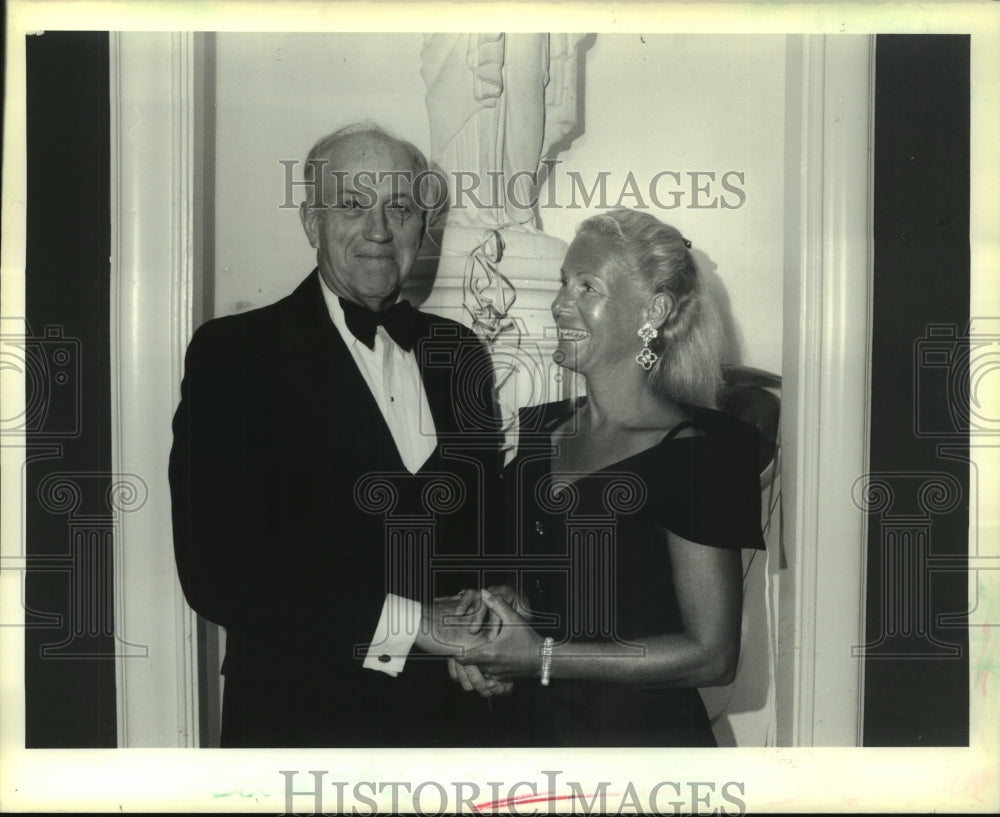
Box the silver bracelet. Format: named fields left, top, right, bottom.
left=540, top=637, right=554, bottom=686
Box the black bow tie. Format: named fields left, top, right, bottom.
left=340, top=297, right=419, bottom=352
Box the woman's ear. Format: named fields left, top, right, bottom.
left=644, top=292, right=675, bottom=329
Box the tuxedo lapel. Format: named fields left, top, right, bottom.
left=273, top=273, right=477, bottom=474
left=276, top=271, right=404, bottom=470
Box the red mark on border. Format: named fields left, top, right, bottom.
left=473, top=791, right=612, bottom=812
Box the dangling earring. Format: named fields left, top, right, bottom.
left=636, top=322, right=658, bottom=371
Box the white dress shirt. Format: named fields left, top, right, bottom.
left=321, top=282, right=437, bottom=474
left=319, top=278, right=435, bottom=675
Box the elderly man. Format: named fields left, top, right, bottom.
left=169, top=124, right=502, bottom=747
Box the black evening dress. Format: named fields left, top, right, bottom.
left=498, top=398, right=766, bottom=747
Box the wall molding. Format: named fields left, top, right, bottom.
left=110, top=32, right=203, bottom=748
left=780, top=34, right=874, bottom=746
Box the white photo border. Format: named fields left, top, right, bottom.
left=2, top=1, right=998, bottom=814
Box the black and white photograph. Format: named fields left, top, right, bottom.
left=1, top=1, right=998, bottom=813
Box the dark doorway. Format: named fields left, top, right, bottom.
left=864, top=34, right=970, bottom=746
left=24, top=30, right=116, bottom=748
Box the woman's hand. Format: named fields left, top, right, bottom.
left=453, top=589, right=544, bottom=681
left=446, top=658, right=513, bottom=697
left=445, top=585, right=523, bottom=696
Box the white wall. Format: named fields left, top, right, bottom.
left=213, top=33, right=430, bottom=314
left=543, top=34, right=786, bottom=375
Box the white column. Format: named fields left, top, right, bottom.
left=109, top=32, right=204, bottom=747
left=779, top=34, right=874, bottom=746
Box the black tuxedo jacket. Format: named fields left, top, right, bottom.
left=169, top=270, right=503, bottom=746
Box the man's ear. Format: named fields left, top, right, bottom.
left=299, top=202, right=319, bottom=249
left=643, top=292, right=675, bottom=330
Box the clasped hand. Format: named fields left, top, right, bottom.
left=436, top=586, right=543, bottom=698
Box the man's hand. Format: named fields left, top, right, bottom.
left=453, top=585, right=525, bottom=638
left=414, top=596, right=492, bottom=656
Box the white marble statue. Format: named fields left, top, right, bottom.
left=421, top=33, right=584, bottom=229
left=416, top=33, right=587, bottom=432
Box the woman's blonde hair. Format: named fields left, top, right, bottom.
left=576, top=208, right=724, bottom=408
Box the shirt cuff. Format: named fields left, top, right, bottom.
left=362, top=593, right=421, bottom=676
